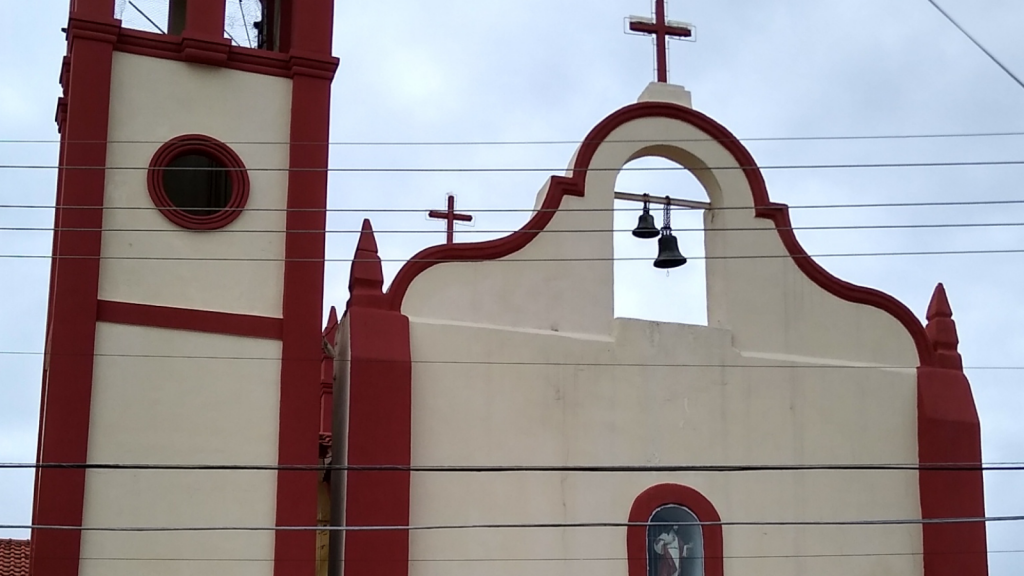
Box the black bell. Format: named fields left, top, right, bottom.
left=653, top=229, right=687, bottom=269
left=632, top=212, right=660, bottom=239
left=631, top=196, right=660, bottom=239
left=653, top=199, right=686, bottom=269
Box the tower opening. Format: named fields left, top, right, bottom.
left=614, top=156, right=708, bottom=326
left=114, top=0, right=284, bottom=51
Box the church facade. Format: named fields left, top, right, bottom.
left=330, top=86, right=989, bottom=576
left=31, top=1, right=987, bottom=576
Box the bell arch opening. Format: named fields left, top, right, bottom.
left=614, top=155, right=709, bottom=326
left=114, top=0, right=282, bottom=50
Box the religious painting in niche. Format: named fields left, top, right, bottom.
left=647, top=505, right=704, bottom=576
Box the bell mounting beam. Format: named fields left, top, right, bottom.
left=614, top=191, right=710, bottom=210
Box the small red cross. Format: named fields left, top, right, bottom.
left=629, top=0, right=693, bottom=84
left=428, top=194, right=473, bottom=245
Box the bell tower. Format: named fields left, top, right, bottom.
left=32, top=1, right=337, bottom=575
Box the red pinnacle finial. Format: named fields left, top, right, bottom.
left=347, top=219, right=385, bottom=309
left=925, top=283, right=963, bottom=370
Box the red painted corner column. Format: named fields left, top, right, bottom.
left=30, top=15, right=118, bottom=576
left=341, top=221, right=413, bottom=576
left=272, top=63, right=336, bottom=576
left=917, top=367, right=988, bottom=576
left=917, top=284, right=988, bottom=576
left=343, top=307, right=413, bottom=576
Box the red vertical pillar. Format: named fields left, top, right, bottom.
left=29, top=13, right=118, bottom=576
left=273, top=1, right=338, bottom=573
left=184, top=0, right=227, bottom=40
left=181, top=0, right=230, bottom=63
left=70, top=0, right=116, bottom=20
left=918, top=284, right=988, bottom=576
left=341, top=222, right=413, bottom=576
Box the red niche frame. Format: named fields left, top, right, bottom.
left=627, top=483, right=724, bottom=576
left=147, top=134, right=250, bottom=230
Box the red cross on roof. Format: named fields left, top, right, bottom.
left=428, top=194, right=473, bottom=245
left=629, top=0, right=694, bottom=84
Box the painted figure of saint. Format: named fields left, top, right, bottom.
left=652, top=526, right=694, bottom=576
left=648, top=506, right=703, bottom=576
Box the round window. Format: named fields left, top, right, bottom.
left=148, top=135, right=250, bottom=230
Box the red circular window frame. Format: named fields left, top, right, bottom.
left=147, top=134, right=250, bottom=230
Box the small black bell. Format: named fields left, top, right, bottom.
left=631, top=195, right=660, bottom=239
left=653, top=229, right=687, bottom=269
left=652, top=198, right=686, bottom=269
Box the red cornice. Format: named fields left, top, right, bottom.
left=114, top=28, right=338, bottom=79
left=381, top=101, right=936, bottom=366
left=627, top=484, right=723, bottom=576
left=96, top=300, right=283, bottom=340
left=65, top=18, right=338, bottom=81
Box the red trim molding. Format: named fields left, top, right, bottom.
left=97, top=300, right=283, bottom=340
left=627, top=484, right=723, bottom=576
left=30, top=11, right=118, bottom=576
left=147, top=134, right=250, bottom=230
left=382, top=101, right=935, bottom=367
left=273, top=2, right=337, bottom=570
left=115, top=28, right=337, bottom=80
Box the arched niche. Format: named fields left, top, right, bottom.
left=627, top=484, right=724, bottom=576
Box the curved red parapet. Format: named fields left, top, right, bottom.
left=382, top=101, right=935, bottom=366
left=383, top=176, right=583, bottom=310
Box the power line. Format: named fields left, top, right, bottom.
left=924, top=0, right=1024, bottom=92
left=7, top=514, right=1023, bottom=533
left=3, top=462, right=1022, bottom=472
left=3, top=221, right=1024, bottom=235
left=2, top=248, right=1024, bottom=262
left=5, top=130, right=1024, bottom=146
left=1, top=351, right=1021, bottom=370
left=30, top=548, right=1024, bottom=563
left=5, top=159, right=1024, bottom=172
left=2, top=198, right=1022, bottom=213
left=126, top=0, right=165, bottom=34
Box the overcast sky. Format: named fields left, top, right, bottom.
left=1, top=0, right=1022, bottom=572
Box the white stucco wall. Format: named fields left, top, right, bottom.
left=99, top=52, right=291, bottom=317
left=80, top=322, right=282, bottom=576
left=394, top=108, right=924, bottom=575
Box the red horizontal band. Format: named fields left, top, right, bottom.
left=97, top=300, right=283, bottom=340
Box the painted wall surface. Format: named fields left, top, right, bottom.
left=393, top=107, right=924, bottom=575
left=80, top=322, right=282, bottom=576
left=99, top=52, right=291, bottom=317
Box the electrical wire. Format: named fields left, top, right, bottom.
left=6, top=159, right=1024, bottom=172
left=6, top=514, right=1024, bottom=532
left=2, top=248, right=1024, bottom=262
left=0, top=351, right=1020, bottom=370
left=2, top=199, right=1022, bottom=213
left=5, top=130, right=1024, bottom=146
left=26, top=548, right=1024, bottom=563
left=3, top=221, right=1024, bottom=235
left=3, top=462, right=1023, bottom=472
left=924, top=0, right=1024, bottom=92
